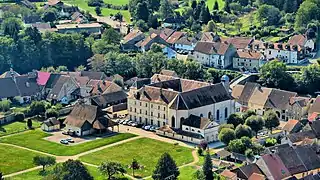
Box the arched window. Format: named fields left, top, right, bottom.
left=216, top=110, right=220, bottom=121
left=225, top=107, right=228, bottom=118
left=171, top=116, right=175, bottom=128
left=208, top=112, right=212, bottom=119
left=180, top=117, right=185, bottom=129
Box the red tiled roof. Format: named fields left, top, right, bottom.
left=288, top=34, right=307, bottom=47
left=194, top=41, right=230, bottom=55
left=308, top=112, right=319, bottom=122
left=235, top=50, right=262, bottom=60
left=36, top=71, right=51, bottom=86
left=166, top=31, right=185, bottom=44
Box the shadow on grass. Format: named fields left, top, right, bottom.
left=0, top=126, right=6, bottom=132
left=38, top=170, right=51, bottom=177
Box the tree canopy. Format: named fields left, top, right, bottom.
left=152, top=153, right=180, bottom=180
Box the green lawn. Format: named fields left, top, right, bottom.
left=8, top=165, right=129, bottom=180
left=9, top=165, right=130, bottom=180
left=0, top=129, right=136, bottom=156
left=79, top=138, right=193, bottom=178
left=63, top=0, right=131, bottom=22
left=0, top=120, right=41, bottom=137
left=0, top=144, right=49, bottom=175
left=179, top=166, right=198, bottom=180
left=103, top=0, right=128, bottom=5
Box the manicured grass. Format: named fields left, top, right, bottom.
left=103, top=0, right=128, bottom=6
left=0, top=120, right=41, bottom=137
left=0, top=144, right=49, bottom=175
left=179, top=166, right=198, bottom=180
left=64, top=0, right=131, bottom=22
left=0, top=129, right=136, bottom=156
left=79, top=138, right=193, bottom=178
left=10, top=165, right=129, bottom=180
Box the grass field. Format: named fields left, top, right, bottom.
left=0, top=129, right=136, bottom=156
left=103, top=0, right=128, bottom=5
left=63, top=0, right=131, bottom=22
left=178, top=166, right=198, bottom=180
left=0, top=144, right=49, bottom=175
left=9, top=165, right=129, bottom=180
left=79, top=138, right=193, bottom=178
left=0, top=120, right=41, bottom=137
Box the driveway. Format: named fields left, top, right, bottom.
left=44, top=131, right=101, bottom=145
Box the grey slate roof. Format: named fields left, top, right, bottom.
left=182, top=114, right=218, bottom=129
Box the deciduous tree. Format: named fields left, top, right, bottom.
left=99, top=161, right=126, bottom=180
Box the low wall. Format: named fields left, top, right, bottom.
left=156, top=130, right=202, bottom=144
left=0, top=114, right=15, bottom=125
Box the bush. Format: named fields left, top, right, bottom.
left=14, top=112, right=25, bottom=121
left=30, top=101, right=46, bottom=116
left=0, top=100, right=11, bottom=112
left=265, top=137, right=277, bottom=147
left=87, top=0, right=103, bottom=7
left=45, top=108, right=59, bottom=119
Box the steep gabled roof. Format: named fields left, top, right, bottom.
left=256, top=154, right=291, bottom=180
left=309, top=96, right=320, bottom=114
left=179, top=83, right=231, bottom=109
left=194, top=41, right=230, bottom=55
left=182, top=114, right=218, bottom=129
left=288, top=34, right=307, bottom=47
left=64, top=103, right=98, bottom=127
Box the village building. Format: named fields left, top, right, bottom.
left=232, top=82, right=297, bottom=121
left=264, top=43, right=302, bottom=64
left=41, top=117, right=60, bottom=132
left=193, top=41, right=236, bottom=69
left=121, top=30, right=145, bottom=52
left=64, top=103, right=118, bottom=136
left=128, top=74, right=234, bottom=129
left=174, top=36, right=198, bottom=51
left=55, top=23, right=102, bottom=34
left=232, top=50, right=264, bottom=71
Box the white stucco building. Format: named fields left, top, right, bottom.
left=264, top=43, right=300, bottom=64
left=192, top=41, right=236, bottom=69
left=128, top=74, right=235, bottom=129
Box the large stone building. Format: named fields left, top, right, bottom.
left=128, top=74, right=235, bottom=129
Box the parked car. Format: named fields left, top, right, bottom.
left=119, top=120, right=125, bottom=124
left=131, top=122, right=138, bottom=127
left=137, top=123, right=144, bottom=128
left=62, top=131, right=69, bottom=135
left=144, top=125, right=151, bottom=130
left=127, top=121, right=133, bottom=126
left=60, top=139, right=69, bottom=145
left=66, top=138, right=74, bottom=143
left=149, top=126, right=156, bottom=132
left=123, top=120, right=130, bottom=125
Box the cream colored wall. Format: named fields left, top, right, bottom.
left=233, top=57, right=260, bottom=70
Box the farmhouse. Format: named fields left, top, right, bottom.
left=64, top=103, right=118, bottom=136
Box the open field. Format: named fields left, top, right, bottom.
left=0, top=129, right=136, bottom=156
left=79, top=138, right=193, bottom=177
left=8, top=165, right=129, bottom=180
left=0, top=144, right=48, bottom=175
left=0, top=120, right=41, bottom=137
left=64, top=0, right=131, bottom=22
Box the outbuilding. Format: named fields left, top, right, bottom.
left=41, top=117, right=60, bottom=132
